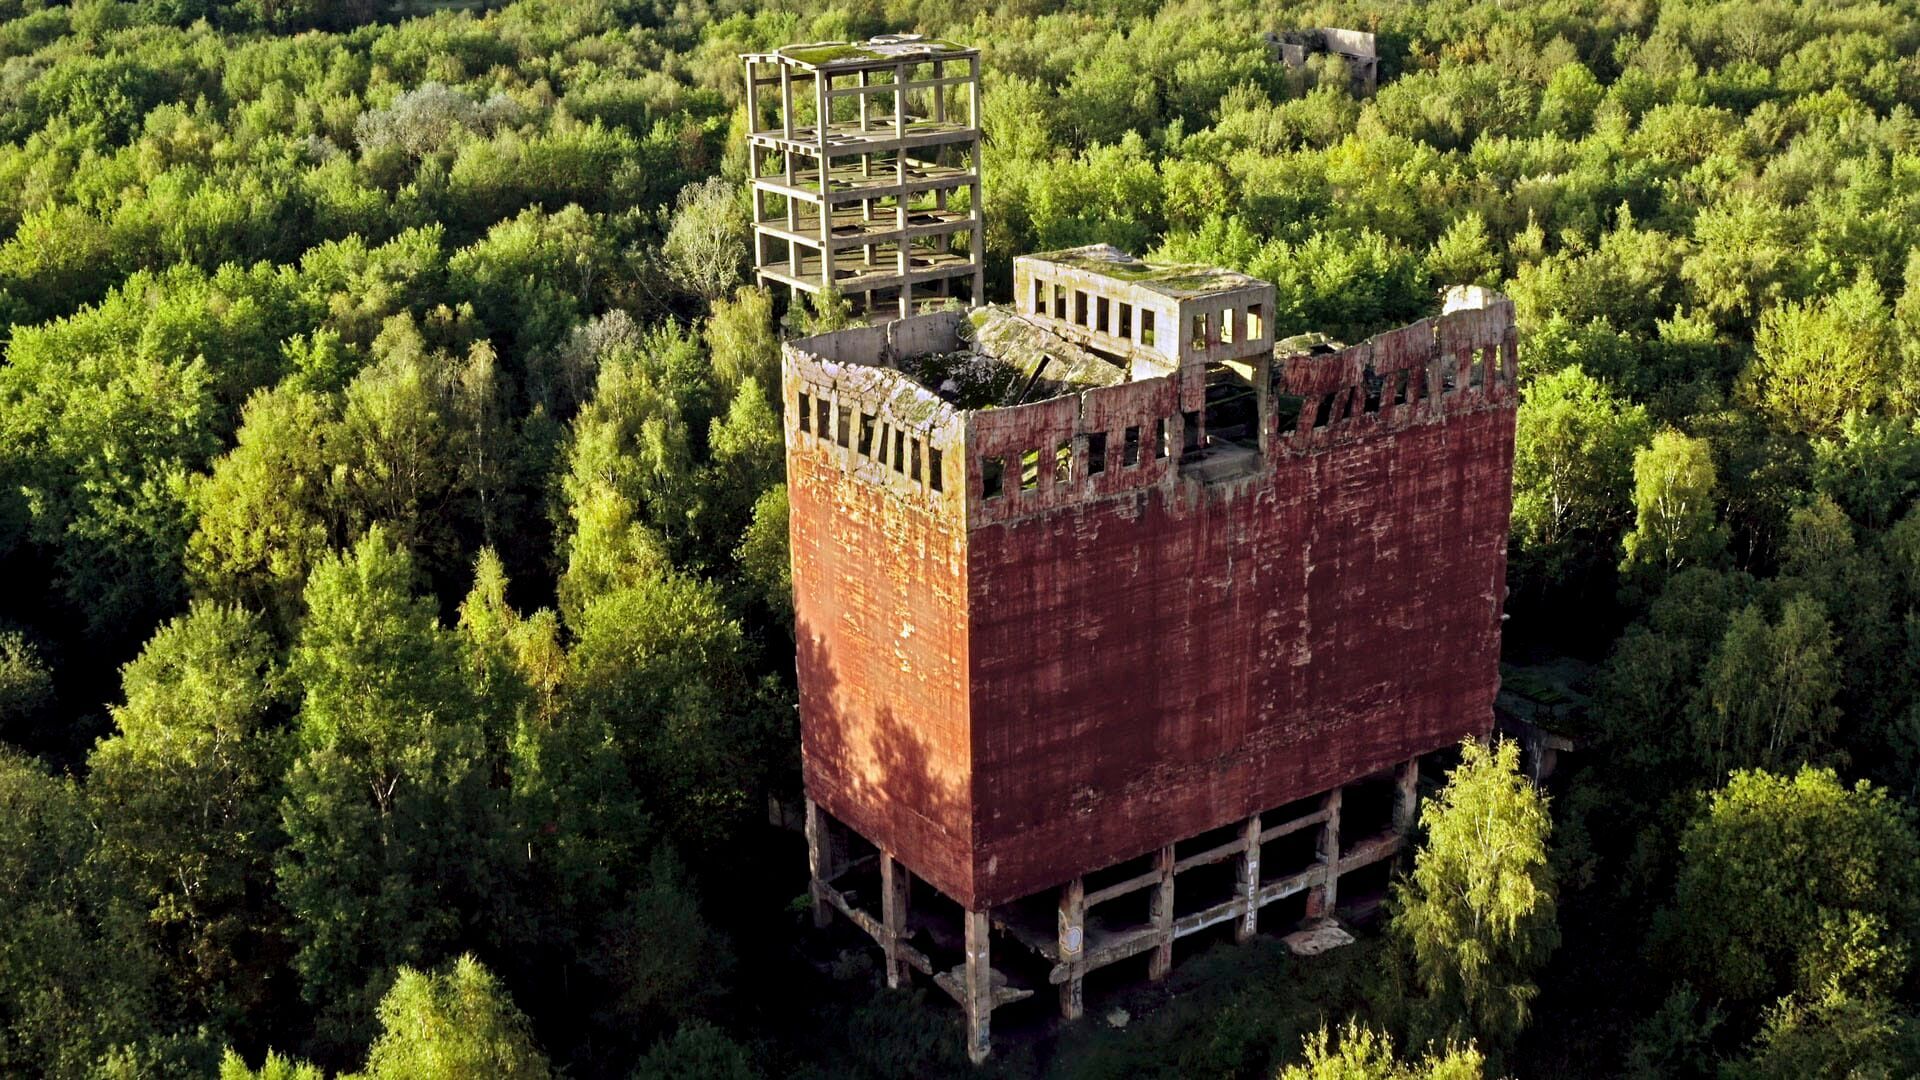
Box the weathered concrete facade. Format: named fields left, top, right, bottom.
left=785, top=245, right=1518, bottom=1058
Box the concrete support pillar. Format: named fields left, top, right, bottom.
left=1148, top=844, right=1175, bottom=980
left=815, top=74, right=834, bottom=293
left=745, top=61, right=760, bottom=136
left=1307, top=787, right=1342, bottom=920
left=881, top=852, right=911, bottom=989
left=964, top=908, right=992, bottom=1065
left=1057, top=877, right=1085, bottom=1020
left=1236, top=813, right=1262, bottom=943
left=1394, top=756, right=1420, bottom=835
left=784, top=150, right=799, bottom=277
left=969, top=55, right=982, bottom=128
left=804, top=798, right=831, bottom=929
left=780, top=66, right=793, bottom=138
left=968, top=152, right=985, bottom=302
left=893, top=62, right=907, bottom=138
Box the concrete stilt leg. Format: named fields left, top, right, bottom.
left=1236, top=813, right=1262, bottom=943
left=881, top=852, right=911, bottom=989
left=805, top=797, right=831, bottom=929
left=964, top=908, right=992, bottom=1064
left=1393, top=756, right=1421, bottom=835
left=1057, top=877, right=1085, bottom=1020
left=1306, top=787, right=1342, bottom=920
left=1148, top=844, right=1175, bottom=979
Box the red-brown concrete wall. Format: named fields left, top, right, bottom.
left=963, top=403, right=1513, bottom=906
left=790, top=441, right=977, bottom=904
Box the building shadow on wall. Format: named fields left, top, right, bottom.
left=795, top=617, right=965, bottom=849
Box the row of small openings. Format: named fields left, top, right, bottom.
left=795, top=390, right=945, bottom=492
left=1274, top=352, right=1503, bottom=432
left=1185, top=303, right=1267, bottom=351
left=978, top=419, right=1169, bottom=500
left=1030, top=278, right=1158, bottom=349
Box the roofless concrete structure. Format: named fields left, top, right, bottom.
left=752, top=28, right=1516, bottom=1066
left=783, top=243, right=1518, bottom=1060
left=742, top=35, right=985, bottom=321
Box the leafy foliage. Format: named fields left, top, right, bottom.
left=1391, top=739, right=1558, bottom=1048
left=4, top=0, right=1920, bottom=1076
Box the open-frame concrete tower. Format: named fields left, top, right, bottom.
left=783, top=238, right=1519, bottom=1061
left=742, top=35, right=985, bottom=321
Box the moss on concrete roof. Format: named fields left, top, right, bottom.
left=780, top=37, right=972, bottom=69
left=1024, top=244, right=1267, bottom=298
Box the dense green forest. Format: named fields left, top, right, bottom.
left=4, top=0, right=1920, bottom=1076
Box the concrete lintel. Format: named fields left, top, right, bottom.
left=1260, top=807, right=1331, bottom=843
left=1172, top=834, right=1249, bottom=874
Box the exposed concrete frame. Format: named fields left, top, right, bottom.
left=743, top=38, right=985, bottom=322
left=805, top=755, right=1424, bottom=1061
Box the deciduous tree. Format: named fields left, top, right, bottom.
left=1390, top=738, right=1558, bottom=1047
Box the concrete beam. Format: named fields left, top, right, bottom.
left=1057, top=877, right=1085, bottom=1020
left=964, top=908, right=992, bottom=1064
left=805, top=798, right=831, bottom=929
left=881, top=852, right=912, bottom=989
left=1148, top=844, right=1175, bottom=980
left=1236, top=814, right=1261, bottom=943
left=1306, top=787, right=1342, bottom=920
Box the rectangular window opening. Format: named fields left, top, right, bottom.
left=858, top=412, right=876, bottom=456
left=1074, top=290, right=1089, bottom=327
left=1020, top=448, right=1040, bottom=491
left=1054, top=440, right=1072, bottom=484
left=1032, top=278, right=1046, bottom=315
left=1312, top=393, right=1336, bottom=429
left=1221, top=307, right=1235, bottom=344
left=1087, top=431, right=1108, bottom=475
left=1141, top=309, right=1157, bottom=348
left=1273, top=393, right=1305, bottom=434
left=1190, top=313, right=1208, bottom=351
left=1118, top=303, right=1133, bottom=340
left=910, top=437, right=922, bottom=481
left=1247, top=303, right=1264, bottom=340
left=893, top=430, right=905, bottom=472
left=929, top=447, right=943, bottom=492
left=1391, top=370, right=1410, bottom=407
left=1053, top=284, right=1067, bottom=321
left=836, top=405, right=851, bottom=448
left=1096, top=296, right=1110, bottom=334
left=1123, top=425, right=1141, bottom=467
left=982, top=455, right=1004, bottom=499
left=1154, top=417, right=1169, bottom=459
left=798, top=392, right=812, bottom=433
left=816, top=397, right=831, bottom=439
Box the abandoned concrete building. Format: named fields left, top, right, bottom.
left=756, top=34, right=1517, bottom=1065
left=742, top=35, right=985, bottom=320
left=783, top=245, right=1519, bottom=1060
left=1264, top=27, right=1380, bottom=96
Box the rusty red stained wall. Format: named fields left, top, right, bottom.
left=792, top=302, right=1517, bottom=911
left=964, top=405, right=1513, bottom=905
left=790, top=434, right=978, bottom=904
